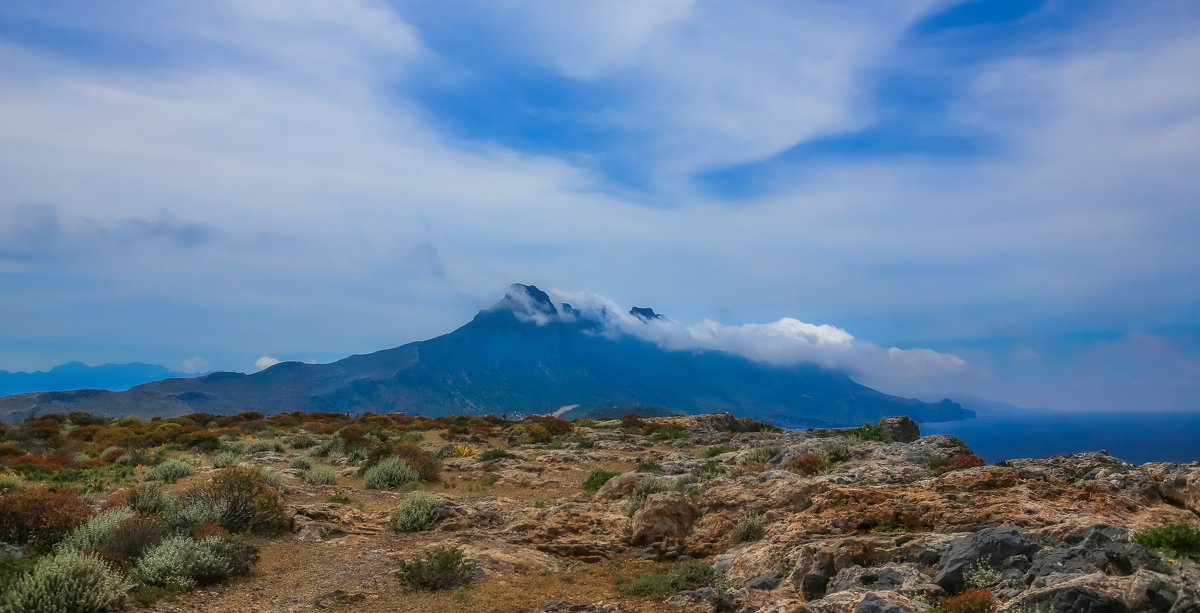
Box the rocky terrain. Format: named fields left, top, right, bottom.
left=1, top=411, right=1198, bottom=613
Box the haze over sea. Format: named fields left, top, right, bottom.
left=922, top=410, right=1200, bottom=464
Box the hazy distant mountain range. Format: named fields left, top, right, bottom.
left=0, top=361, right=196, bottom=398
left=0, top=284, right=973, bottom=425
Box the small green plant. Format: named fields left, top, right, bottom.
left=582, top=468, right=621, bottom=492
left=126, top=484, right=172, bottom=514
left=691, top=459, right=728, bottom=481
left=0, top=549, right=127, bottom=613
left=363, top=457, right=420, bottom=490
left=701, top=444, right=734, bottom=458
left=289, top=456, right=314, bottom=470
left=636, top=460, right=665, bottom=474
left=573, top=417, right=597, bottom=428
left=480, top=473, right=500, bottom=486
left=820, top=440, right=850, bottom=464
left=261, top=468, right=287, bottom=491
left=0, top=474, right=23, bottom=494
left=742, top=445, right=781, bottom=465
left=964, top=559, right=1003, bottom=588
left=733, top=513, right=765, bottom=543
left=1134, top=523, right=1200, bottom=561
left=301, top=465, right=338, bottom=485
left=617, top=561, right=714, bottom=597
left=648, top=427, right=688, bottom=442
left=144, top=458, right=195, bottom=483
left=927, top=454, right=950, bottom=471
left=844, top=422, right=892, bottom=444
left=328, top=493, right=352, bottom=504
left=210, top=450, right=240, bottom=469
left=395, top=547, right=478, bottom=591
left=392, top=492, right=441, bottom=532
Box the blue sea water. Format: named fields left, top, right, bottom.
left=921, top=410, right=1200, bottom=464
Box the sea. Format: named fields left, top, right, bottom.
left=920, top=410, right=1200, bottom=464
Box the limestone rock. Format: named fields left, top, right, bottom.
left=630, top=492, right=694, bottom=546
left=934, top=526, right=1040, bottom=591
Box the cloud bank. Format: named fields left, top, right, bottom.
left=537, top=288, right=970, bottom=393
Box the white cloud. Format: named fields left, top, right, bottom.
left=180, top=357, right=211, bottom=374
left=544, top=289, right=969, bottom=392
left=253, top=356, right=281, bottom=371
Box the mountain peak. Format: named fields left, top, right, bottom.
left=629, top=306, right=662, bottom=321
left=489, top=283, right=559, bottom=320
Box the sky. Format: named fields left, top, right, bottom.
left=0, top=0, right=1198, bottom=412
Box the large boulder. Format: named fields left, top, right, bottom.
left=629, top=492, right=693, bottom=546
left=878, top=417, right=920, bottom=443
left=934, top=526, right=1040, bottom=591
left=1027, top=525, right=1162, bottom=586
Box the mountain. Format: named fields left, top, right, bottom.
left=0, top=284, right=973, bottom=424
left=0, top=361, right=194, bottom=397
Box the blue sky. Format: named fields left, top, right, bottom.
left=0, top=0, right=1197, bottom=411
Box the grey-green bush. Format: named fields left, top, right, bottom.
left=363, top=457, right=420, bottom=490
left=143, top=459, right=195, bottom=483
left=164, top=498, right=228, bottom=532
left=741, top=445, right=781, bottom=465
left=301, top=465, right=337, bottom=485
left=57, top=508, right=135, bottom=553
left=134, top=535, right=258, bottom=590
left=392, top=492, right=441, bottom=532
left=0, top=549, right=127, bottom=613
left=210, top=451, right=240, bottom=469
left=289, top=456, right=314, bottom=471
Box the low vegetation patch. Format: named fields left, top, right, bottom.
left=700, top=444, right=734, bottom=458
left=843, top=422, right=892, bottom=444
left=733, top=513, right=765, bottom=543
left=1134, top=523, right=1200, bottom=561
left=617, top=561, right=714, bottom=597
left=301, top=465, right=338, bottom=485
left=582, top=467, right=621, bottom=492
left=0, top=488, right=92, bottom=553
left=395, top=547, right=478, bottom=591
left=785, top=453, right=828, bottom=476
left=935, top=588, right=997, bottom=613
left=143, top=458, right=195, bottom=483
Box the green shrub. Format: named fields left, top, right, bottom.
left=648, top=427, right=688, bottom=442
left=742, top=445, right=781, bottom=465
left=260, top=468, right=287, bottom=491
left=0, top=549, right=127, bottom=613
left=57, top=507, right=135, bottom=553
left=635, top=460, right=664, bottom=474
left=844, top=423, right=892, bottom=444
left=926, top=453, right=950, bottom=470
left=289, top=456, right=314, bottom=471
left=363, top=457, right=420, bottom=490
left=701, top=444, right=734, bottom=458
left=180, top=466, right=285, bottom=534
left=301, top=465, right=338, bottom=485
left=395, top=547, right=478, bottom=591
left=0, top=474, right=22, bottom=494
left=241, top=439, right=285, bottom=454
left=582, top=468, right=620, bottom=492
left=1134, top=524, right=1200, bottom=561
left=392, top=492, right=441, bottom=532
left=964, top=559, right=1003, bottom=588
left=288, top=433, right=318, bottom=449
left=617, top=561, right=714, bottom=597
left=144, top=459, right=195, bottom=483
left=125, top=484, right=172, bottom=515
left=134, top=535, right=258, bottom=590
left=821, top=440, right=850, bottom=464
left=733, top=514, right=765, bottom=543
left=210, top=450, right=239, bottom=469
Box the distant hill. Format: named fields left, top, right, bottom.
left=0, top=361, right=194, bottom=398
left=0, top=285, right=973, bottom=425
